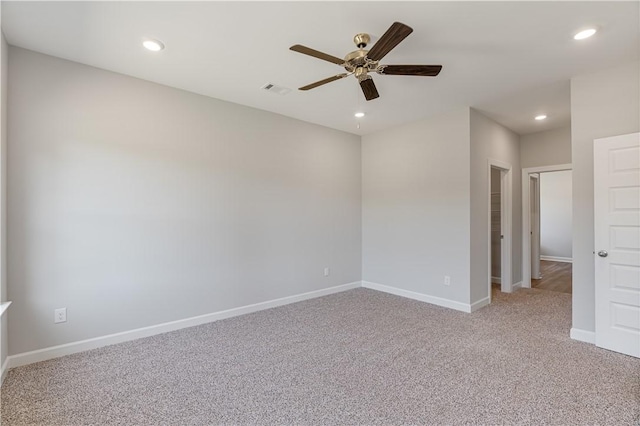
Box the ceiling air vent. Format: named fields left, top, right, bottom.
left=260, top=83, right=291, bottom=95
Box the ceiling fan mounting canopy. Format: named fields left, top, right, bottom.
left=353, top=33, right=371, bottom=49
left=290, top=22, right=442, bottom=101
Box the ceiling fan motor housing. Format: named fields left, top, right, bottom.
left=344, top=49, right=379, bottom=76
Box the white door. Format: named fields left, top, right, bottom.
left=594, top=132, right=640, bottom=358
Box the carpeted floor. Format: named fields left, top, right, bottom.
left=1, top=288, right=639, bottom=425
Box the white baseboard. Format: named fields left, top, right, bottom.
left=470, top=297, right=490, bottom=312
left=0, top=357, right=8, bottom=385
left=1, top=301, right=11, bottom=385
left=362, top=281, right=472, bottom=313
left=540, top=255, right=572, bottom=263
left=512, top=281, right=523, bottom=290
left=570, top=328, right=595, bottom=344
left=0, top=301, right=11, bottom=318
left=491, top=276, right=501, bottom=284
left=7, top=281, right=361, bottom=370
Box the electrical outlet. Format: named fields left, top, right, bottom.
left=324, top=267, right=330, bottom=277
left=54, top=308, right=67, bottom=324
left=444, top=276, right=451, bottom=286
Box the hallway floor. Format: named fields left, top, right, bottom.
left=532, top=260, right=572, bottom=294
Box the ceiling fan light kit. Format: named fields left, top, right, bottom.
left=290, top=22, right=442, bottom=101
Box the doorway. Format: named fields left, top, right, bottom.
left=522, top=164, right=573, bottom=290
left=530, top=174, right=541, bottom=280
left=488, top=159, right=512, bottom=300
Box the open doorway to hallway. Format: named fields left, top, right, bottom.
left=531, top=170, right=572, bottom=293
left=523, top=165, right=573, bottom=293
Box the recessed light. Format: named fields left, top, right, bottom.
left=574, top=28, right=597, bottom=40
left=354, top=112, right=365, bottom=118
left=143, top=39, right=165, bottom=52
left=535, top=115, right=547, bottom=121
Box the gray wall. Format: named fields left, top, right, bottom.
left=521, top=126, right=571, bottom=169
left=570, top=61, right=640, bottom=332
left=470, top=109, right=521, bottom=304
left=1, top=32, right=8, bottom=367
left=8, top=47, right=362, bottom=355
left=540, top=171, right=572, bottom=259
left=362, top=108, right=472, bottom=304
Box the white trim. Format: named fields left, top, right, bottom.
left=0, top=301, right=11, bottom=318
left=570, top=328, right=596, bottom=344
left=522, top=164, right=572, bottom=289
left=491, top=276, right=501, bottom=284
left=0, top=356, right=8, bottom=385
left=362, top=281, right=472, bottom=313
left=0, top=302, right=10, bottom=385
left=512, top=281, right=523, bottom=291
left=488, top=159, right=513, bottom=297
left=7, top=281, right=361, bottom=369
left=470, top=297, right=490, bottom=312
left=540, top=255, right=572, bottom=263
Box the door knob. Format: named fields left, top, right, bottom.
left=597, top=250, right=608, bottom=258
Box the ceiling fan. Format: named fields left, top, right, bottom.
left=290, top=22, right=442, bottom=101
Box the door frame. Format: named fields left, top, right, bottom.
left=487, top=159, right=512, bottom=299
left=521, top=163, right=572, bottom=288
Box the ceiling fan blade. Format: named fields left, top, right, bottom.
left=299, top=73, right=349, bottom=91
left=290, top=44, right=345, bottom=65
left=380, top=65, right=442, bottom=76
left=360, top=77, right=379, bottom=101
left=366, top=22, right=413, bottom=61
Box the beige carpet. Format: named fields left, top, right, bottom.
left=1, top=287, right=639, bottom=425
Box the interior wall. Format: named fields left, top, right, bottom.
left=7, top=47, right=362, bottom=355
left=520, top=125, right=571, bottom=169
left=470, top=108, right=521, bottom=304
left=539, top=171, right=572, bottom=260
left=571, top=60, right=640, bottom=333
left=361, top=108, right=472, bottom=304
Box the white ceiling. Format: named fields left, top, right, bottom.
left=2, top=1, right=639, bottom=136
left=476, top=80, right=571, bottom=135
